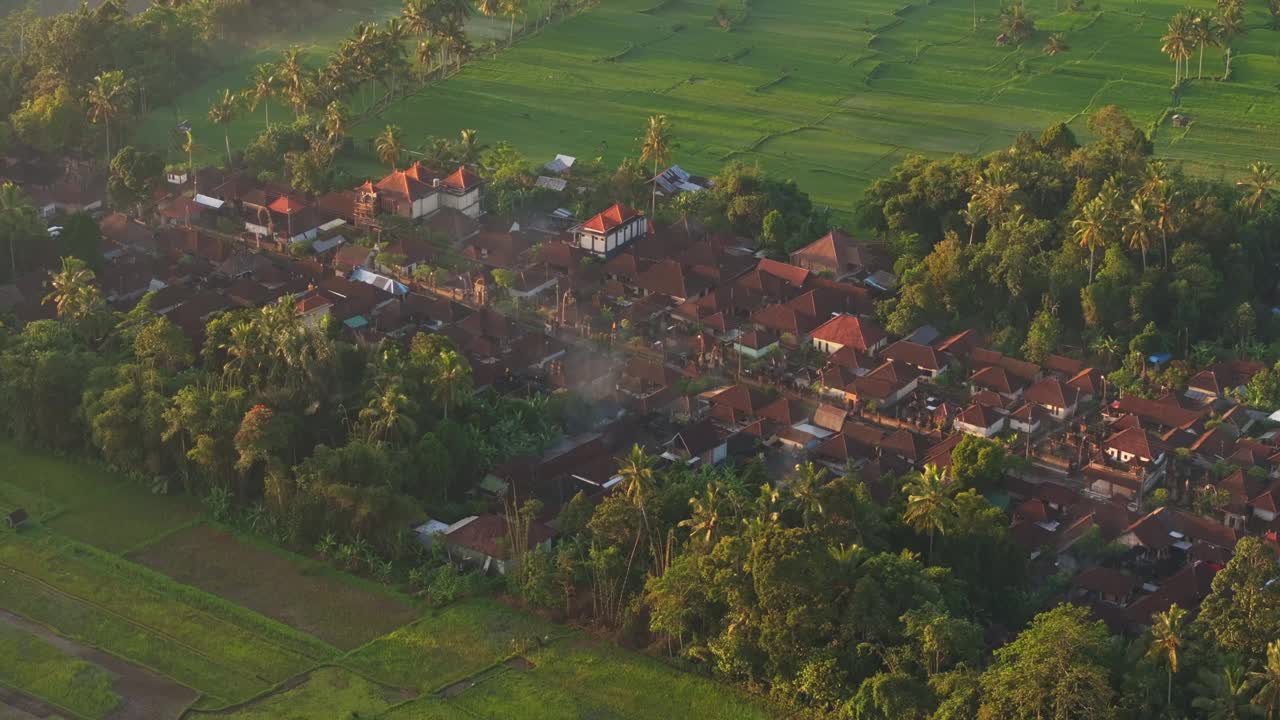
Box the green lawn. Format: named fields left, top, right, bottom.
left=0, top=442, right=200, bottom=552
left=190, top=667, right=411, bottom=720
left=0, top=623, right=120, bottom=720
left=0, top=532, right=337, bottom=707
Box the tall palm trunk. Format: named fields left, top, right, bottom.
left=927, top=527, right=935, bottom=564
left=1166, top=666, right=1172, bottom=708
left=651, top=158, right=659, bottom=218
left=1088, top=245, right=1096, bottom=284
left=1161, top=228, right=1168, bottom=268
left=224, top=130, right=232, bottom=168
left=105, top=122, right=111, bottom=165
left=1198, top=43, right=1205, bottom=78
left=510, top=14, right=516, bottom=45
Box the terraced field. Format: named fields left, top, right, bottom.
left=0, top=445, right=777, bottom=718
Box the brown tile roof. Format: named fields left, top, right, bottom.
left=1066, top=367, right=1104, bottom=396
left=813, top=404, right=847, bottom=433
left=958, top=403, right=1003, bottom=430
left=709, top=384, right=772, bottom=414
left=446, top=514, right=555, bottom=560
left=760, top=397, right=810, bottom=425
left=1014, top=497, right=1049, bottom=523
left=672, top=419, right=726, bottom=457
left=1105, top=426, right=1167, bottom=460
left=755, top=258, right=810, bottom=288
left=828, top=346, right=875, bottom=372
left=882, top=340, right=946, bottom=372
left=934, top=329, right=979, bottom=356
left=811, top=314, right=886, bottom=353
left=970, top=365, right=1024, bottom=395
left=1111, top=395, right=1203, bottom=431
left=1043, top=354, right=1085, bottom=376
left=1126, top=561, right=1218, bottom=626
left=789, top=228, right=879, bottom=271
left=634, top=259, right=709, bottom=300
left=1073, top=567, right=1138, bottom=597
left=582, top=203, right=642, bottom=234
left=441, top=165, right=484, bottom=192
left=1024, top=377, right=1080, bottom=410
left=880, top=428, right=931, bottom=462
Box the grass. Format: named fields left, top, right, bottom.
left=141, top=0, right=1280, bottom=216
left=342, top=599, right=561, bottom=692
left=0, top=531, right=337, bottom=706
left=0, top=624, right=120, bottom=720
left=189, top=667, right=411, bottom=720
left=0, top=442, right=200, bottom=553
left=130, top=524, right=419, bottom=651
left=133, top=0, right=563, bottom=173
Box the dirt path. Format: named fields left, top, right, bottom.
left=0, top=610, right=199, bottom=720
left=0, top=686, right=64, bottom=720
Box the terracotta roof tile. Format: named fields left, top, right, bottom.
left=581, top=203, right=642, bottom=234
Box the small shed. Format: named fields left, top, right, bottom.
left=6, top=508, right=29, bottom=530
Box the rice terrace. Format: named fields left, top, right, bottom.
left=143, top=0, right=1280, bottom=213
left=0, top=443, right=778, bottom=719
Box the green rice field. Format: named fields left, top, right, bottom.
left=139, top=0, right=1280, bottom=215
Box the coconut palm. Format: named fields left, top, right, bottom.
left=375, top=124, right=405, bottom=170
left=1124, top=194, right=1156, bottom=271
left=402, top=0, right=434, bottom=36
left=0, top=182, right=40, bottom=281
left=477, top=0, right=502, bottom=27
left=1149, top=184, right=1180, bottom=268
left=1043, top=32, right=1069, bottom=55
left=1147, top=604, right=1188, bottom=709
left=244, top=64, right=277, bottom=128
left=618, top=444, right=657, bottom=506
left=1192, top=660, right=1263, bottom=720
left=277, top=47, right=310, bottom=117
left=999, top=1, right=1036, bottom=43
left=1162, top=11, right=1193, bottom=84
left=679, top=482, right=725, bottom=545
left=86, top=70, right=132, bottom=163
left=1251, top=641, right=1280, bottom=720
left=431, top=348, right=471, bottom=420
left=903, top=464, right=955, bottom=564
left=1189, top=11, right=1221, bottom=79
left=207, top=88, right=238, bottom=168
left=1237, top=161, right=1276, bottom=212
left=970, top=176, right=1020, bottom=222
left=1218, top=0, right=1246, bottom=44
left=457, top=128, right=485, bottom=166
left=1073, top=196, right=1110, bottom=283
left=323, top=100, right=350, bottom=147
left=359, top=382, right=418, bottom=443
left=502, top=0, right=527, bottom=45
left=640, top=114, right=672, bottom=217
left=787, top=462, right=829, bottom=527
left=416, top=38, right=437, bottom=79
left=44, top=256, right=102, bottom=321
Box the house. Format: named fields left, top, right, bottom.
left=1186, top=360, right=1265, bottom=402
left=443, top=514, right=555, bottom=575
left=1105, top=427, right=1168, bottom=468
left=1117, top=507, right=1239, bottom=565
left=1008, top=402, right=1047, bottom=434
left=970, top=365, right=1029, bottom=400
left=707, top=384, right=774, bottom=426
left=651, top=165, right=712, bottom=196
left=789, top=229, right=881, bottom=276
left=1023, top=377, right=1081, bottom=419
left=850, top=360, right=920, bottom=408
left=1067, top=367, right=1105, bottom=400
left=733, top=330, right=778, bottom=359
left=573, top=204, right=648, bottom=256
left=1126, top=561, right=1218, bottom=628
left=880, top=340, right=948, bottom=378
left=295, top=292, right=333, bottom=328
left=810, top=314, right=887, bottom=356
left=669, top=419, right=728, bottom=465
left=955, top=403, right=1006, bottom=438
left=1217, top=469, right=1266, bottom=531
left=1107, top=395, right=1203, bottom=434
left=368, top=163, right=485, bottom=220
left=1083, top=462, right=1156, bottom=502
left=1072, top=566, right=1139, bottom=606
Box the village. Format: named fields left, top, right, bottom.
left=4, top=142, right=1278, bottom=646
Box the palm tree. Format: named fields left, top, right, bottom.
left=359, top=383, right=418, bottom=443
left=1147, top=604, right=1187, bottom=709
left=1091, top=334, right=1121, bottom=366
left=375, top=124, right=405, bottom=170
left=1162, top=11, right=1193, bottom=84
left=1043, top=33, right=1069, bottom=55
left=1149, top=184, right=1179, bottom=268
left=277, top=47, right=309, bottom=117
left=1218, top=0, right=1246, bottom=45
left=640, top=114, right=672, bottom=218
left=1250, top=641, right=1280, bottom=720
left=44, top=257, right=102, bottom=321
left=1192, top=660, right=1262, bottom=720
left=402, top=0, right=433, bottom=36
left=999, top=1, right=1035, bottom=43
left=787, top=462, right=829, bottom=527
left=431, top=348, right=471, bottom=420
left=970, top=176, right=1020, bottom=222
left=501, top=0, right=527, bottom=45
left=1124, top=194, right=1156, bottom=272
left=323, top=100, right=350, bottom=147
left=1237, top=161, right=1276, bottom=212
left=416, top=38, right=436, bottom=79
left=457, top=128, right=484, bottom=166
left=903, top=464, right=955, bottom=564
left=1073, top=196, right=1109, bottom=283
left=86, top=70, right=132, bottom=163
left=679, top=482, right=724, bottom=545
left=618, top=444, right=657, bottom=506
left=477, top=0, right=502, bottom=29
left=0, top=182, right=39, bottom=280
left=207, top=89, right=238, bottom=168
left=1189, top=11, right=1221, bottom=79
left=245, top=64, right=277, bottom=128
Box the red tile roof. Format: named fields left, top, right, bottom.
left=811, top=314, right=886, bottom=352
left=755, top=258, right=810, bottom=288
left=957, top=403, right=1004, bottom=430
left=1024, top=377, right=1080, bottom=410
left=446, top=514, right=555, bottom=560
left=581, top=203, right=642, bottom=234
left=441, top=165, right=484, bottom=191
left=1073, top=567, right=1138, bottom=597
left=1105, top=426, right=1167, bottom=460
left=268, top=194, right=307, bottom=215
left=882, top=340, right=945, bottom=372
